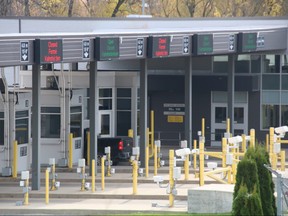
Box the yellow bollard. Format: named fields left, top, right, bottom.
left=87, top=131, right=90, bottom=167
left=169, top=150, right=174, bottom=207
left=193, top=140, right=197, bottom=169
left=133, top=160, right=138, bottom=195
left=199, top=142, right=204, bottom=186
left=145, top=146, right=149, bottom=177
left=201, top=118, right=205, bottom=138
left=281, top=151, right=285, bottom=171
left=226, top=118, right=230, bottom=134
left=128, top=129, right=133, bottom=138
left=50, top=163, right=56, bottom=191
left=269, top=127, right=276, bottom=169
left=222, top=138, right=227, bottom=168
left=227, top=167, right=231, bottom=184
left=92, top=159, right=95, bottom=192
left=80, top=166, right=85, bottom=191
left=232, top=162, right=236, bottom=184
left=101, top=157, right=105, bottom=191
left=68, top=133, right=73, bottom=169
left=241, top=134, right=246, bottom=153
left=250, top=129, right=255, bottom=148
left=150, top=110, right=154, bottom=155
left=107, top=149, right=111, bottom=177
left=45, top=169, right=49, bottom=204
left=154, top=144, right=157, bottom=176
left=12, top=140, right=18, bottom=178
left=266, top=134, right=269, bottom=152
left=24, top=178, right=29, bottom=205
left=157, top=145, right=161, bottom=168
left=184, top=154, right=189, bottom=181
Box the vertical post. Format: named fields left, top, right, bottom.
left=226, top=118, right=230, bottom=134
left=266, top=134, right=269, bottom=152
left=81, top=166, right=85, bottom=191
left=45, top=169, right=49, bottom=204
left=145, top=146, right=149, bottom=177
left=199, top=142, right=204, bottom=186
left=24, top=178, right=29, bottom=205
left=107, top=148, right=111, bottom=177
left=154, top=144, right=157, bottom=176
left=128, top=129, right=133, bottom=138
left=250, top=129, right=255, bottom=148
left=185, top=56, right=193, bottom=150
left=140, top=59, right=148, bottom=167
left=87, top=131, right=90, bottom=167
left=227, top=54, right=235, bottom=135
left=51, top=163, right=56, bottom=191
left=91, top=159, right=95, bottom=192
left=193, top=140, right=197, bottom=169
left=89, top=60, right=98, bottom=176
left=101, top=157, right=105, bottom=191
left=133, top=160, right=138, bottom=195
left=32, top=61, right=41, bottom=190
left=222, top=138, right=227, bottom=168
left=184, top=155, right=189, bottom=180
left=169, top=150, right=174, bottom=207
left=150, top=110, right=154, bottom=151
left=241, top=134, right=246, bottom=153
left=281, top=151, right=285, bottom=171
left=201, top=118, right=205, bottom=138
left=68, top=133, right=73, bottom=169
left=12, top=140, right=18, bottom=178
left=269, top=127, right=276, bottom=169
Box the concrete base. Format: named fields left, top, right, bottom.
left=188, top=184, right=234, bottom=214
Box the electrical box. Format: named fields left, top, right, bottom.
left=173, top=167, right=181, bottom=180
left=105, top=146, right=111, bottom=154
left=274, top=143, right=281, bottom=154
left=132, top=147, right=139, bottom=156
left=78, top=159, right=85, bottom=168
left=49, top=158, right=55, bottom=165
left=155, top=140, right=161, bottom=147
left=21, top=171, right=29, bottom=180
left=224, top=132, right=230, bottom=139
left=180, top=140, right=187, bottom=148
left=226, top=153, right=233, bottom=165
left=19, top=181, right=25, bottom=187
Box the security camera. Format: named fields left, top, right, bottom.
left=227, top=135, right=243, bottom=145
left=175, top=148, right=190, bottom=157
left=153, top=175, right=164, bottom=183
left=275, top=126, right=288, bottom=137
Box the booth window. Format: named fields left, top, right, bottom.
left=70, top=106, right=82, bottom=138
left=41, top=107, right=60, bottom=138
left=99, top=88, right=112, bottom=110
left=0, top=112, right=3, bottom=145
left=117, top=88, right=131, bottom=136
left=262, top=104, right=279, bottom=129
left=16, top=110, right=29, bottom=144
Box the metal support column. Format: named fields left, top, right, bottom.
left=89, top=61, right=98, bottom=176
left=132, top=73, right=139, bottom=147
left=228, top=54, right=235, bottom=135
left=185, top=56, right=193, bottom=149
left=32, top=63, right=41, bottom=190
left=139, top=59, right=148, bottom=167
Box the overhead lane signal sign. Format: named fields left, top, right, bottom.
left=82, top=39, right=90, bottom=59
left=137, top=38, right=144, bottom=57
left=20, top=41, right=29, bottom=62
left=147, top=36, right=170, bottom=58
left=183, top=36, right=189, bottom=54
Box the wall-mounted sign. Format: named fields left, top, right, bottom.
left=95, top=37, right=119, bottom=61
left=82, top=39, right=90, bottom=59
left=163, top=103, right=185, bottom=115
left=183, top=36, right=189, bottom=54
left=34, top=39, right=63, bottom=64
left=238, top=32, right=257, bottom=52
left=137, top=38, right=144, bottom=57
left=20, top=41, right=29, bottom=62
left=193, top=34, right=213, bottom=55
left=228, top=34, right=235, bottom=51
left=147, top=36, right=170, bottom=58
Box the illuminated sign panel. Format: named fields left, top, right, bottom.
left=238, top=32, right=257, bottom=52
left=193, top=34, right=213, bottom=55
left=34, top=39, right=63, bottom=64
left=95, top=37, right=119, bottom=61
left=147, top=36, right=170, bottom=58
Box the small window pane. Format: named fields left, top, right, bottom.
left=117, top=88, right=131, bottom=97
left=235, top=55, right=250, bottom=73
left=99, top=99, right=112, bottom=110
left=262, top=75, right=280, bottom=90
left=70, top=113, right=81, bottom=138
left=41, top=107, right=60, bottom=113
left=117, top=111, right=131, bottom=136
left=16, top=110, right=29, bottom=118
left=251, top=55, right=261, bottom=73
left=262, top=105, right=279, bottom=129
left=215, top=129, right=226, bottom=141
left=213, top=56, right=228, bottom=74
left=70, top=106, right=82, bottom=113
left=215, top=107, right=226, bottom=123
left=282, top=55, right=288, bottom=73
left=117, top=99, right=131, bottom=110
left=281, top=105, right=288, bottom=126
left=0, top=119, right=3, bottom=145
left=282, top=76, right=288, bottom=90
left=0, top=112, right=3, bottom=118
left=41, top=114, right=60, bottom=138
left=16, top=118, right=29, bottom=144
left=234, top=107, right=244, bottom=124
left=264, top=55, right=280, bottom=73
left=101, top=114, right=110, bottom=135
left=99, top=88, right=112, bottom=97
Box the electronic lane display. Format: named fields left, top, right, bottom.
left=147, top=36, right=170, bottom=58
left=95, top=37, right=119, bottom=61
left=34, top=39, right=63, bottom=64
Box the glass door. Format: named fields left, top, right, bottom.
left=99, top=111, right=113, bottom=137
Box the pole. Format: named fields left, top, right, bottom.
left=169, top=150, right=174, bottom=207
left=145, top=146, right=149, bottom=177
left=68, top=133, right=73, bottom=169
left=87, top=131, right=90, bottom=166
left=199, top=142, right=204, bottom=186
left=45, top=169, right=49, bottom=204
left=184, top=155, right=189, bottom=180
left=193, top=140, right=197, bottom=169
left=12, top=140, right=18, bottom=178
left=101, top=157, right=105, bottom=191
left=154, top=144, right=157, bottom=176
left=133, top=160, right=138, bottom=195
left=92, top=159, right=95, bottom=192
